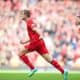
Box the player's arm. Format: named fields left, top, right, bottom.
left=20, top=40, right=30, bottom=44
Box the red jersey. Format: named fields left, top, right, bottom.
left=26, top=18, right=40, bottom=41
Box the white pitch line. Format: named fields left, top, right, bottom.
left=0, top=70, right=80, bottom=74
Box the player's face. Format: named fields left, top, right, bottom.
left=20, top=11, right=26, bottom=20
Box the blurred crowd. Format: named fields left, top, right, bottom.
left=0, top=0, right=80, bottom=69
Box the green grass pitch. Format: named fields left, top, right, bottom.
left=0, top=72, right=80, bottom=80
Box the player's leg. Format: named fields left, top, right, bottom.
left=19, top=49, right=37, bottom=77
left=42, top=54, right=64, bottom=74
left=19, top=42, right=39, bottom=77
left=19, top=49, right=35, bottom=70
left=37, top=39, right=68, bottom=80
left=37, top=39, right=64, bottom=73
left=42, top=54, right=68, bottom=80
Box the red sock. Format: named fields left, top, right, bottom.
left=51, top=59, right=64, bottom=74
left=19, top=54, right=35, bottom=70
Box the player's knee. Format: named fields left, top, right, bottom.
left=19, top=50, right=28, bottom=56
left=42, top=55, right=53, bottom=63
left=45, top=58, right=52, bottom=63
